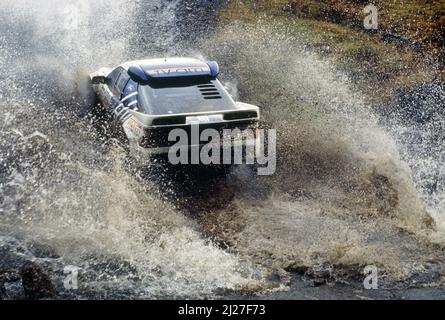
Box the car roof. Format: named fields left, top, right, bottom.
left=137, top=78, right=238, bottom=115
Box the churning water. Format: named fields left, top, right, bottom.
left=1, top=1, right=444, bottom=299
left=0, top=0, right=265, bottom=299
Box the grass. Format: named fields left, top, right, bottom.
left=219, top=0, right=443, bottom=103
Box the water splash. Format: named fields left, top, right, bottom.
left=0, top=0, right=263, bottom=299
left=1, top=0, right=444, bottom=299
left=197, top=20, right=442, bottom=280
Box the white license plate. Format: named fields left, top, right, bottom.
left=186, top=115, right=223, bottom=125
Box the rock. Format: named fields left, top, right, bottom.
left=0, top=237, right=32, bottom=271
left=313, top=278, right=327, bottom=287
left=285, top=264, right=309, bottom=274
left=0, top=273, right=6, bottom=300
left=20, top=261, right=55, bottom=299
left=266, top=269, right=291, bottom=286
left=311, top=266, right=332, bottom=279
left=26, top=241, right=59, bottom=259
left=307, top=263, right=332, bottom=287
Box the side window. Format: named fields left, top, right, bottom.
left=121, top=79, right=139, bottom=111
left=116, top=72, right=130, bottom=98
left=106, top=67, right=124, bottom=96
left=107, top=68, right=121, bottom=87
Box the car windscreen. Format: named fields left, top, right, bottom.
left=137, top=77, right=236, bottom=115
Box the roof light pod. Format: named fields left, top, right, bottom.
left=128, top=65, right=149, bottom=82
left=206, top=61, right=220, bottom=78
left=127, top=58, right=220, bottom=82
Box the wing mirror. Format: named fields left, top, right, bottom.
left=91, top=75, right=106, bottom=84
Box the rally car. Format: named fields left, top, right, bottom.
left=88, top=57, right=260, bottom=163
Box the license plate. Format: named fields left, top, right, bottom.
left=186, top=115, right=223, bottom=125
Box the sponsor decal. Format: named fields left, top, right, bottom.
left=125, top=118, right=143, bottom=137
left=145, top=66, right=210, bottom=76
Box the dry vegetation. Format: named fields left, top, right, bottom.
left=220, top=0, right=444, bottom=103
